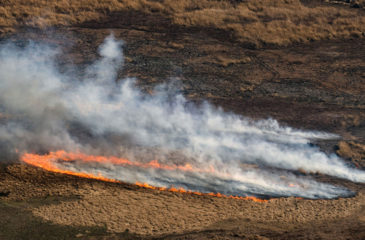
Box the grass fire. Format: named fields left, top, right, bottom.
left=0, top=1, right=365, bottom=238
left=0, top=35, right=363, bottom=201
left=21, top=151, right=268, bottom=202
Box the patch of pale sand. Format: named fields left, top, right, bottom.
left=30, top=182, right=365, bottom=236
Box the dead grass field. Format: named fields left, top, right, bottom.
left=0, top=2, right=365, bottom=239
left=0, top=0, right=364, bottom=47
left=1, top=163, right=364, bottom=239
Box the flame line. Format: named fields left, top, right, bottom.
left=20, top=151, right=268, bottom=203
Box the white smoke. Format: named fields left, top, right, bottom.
left=0, top=35, right=363, bottom=199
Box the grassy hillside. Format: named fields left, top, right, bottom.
left=0, top=0, right=364, bottom=47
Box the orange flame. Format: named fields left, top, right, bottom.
left=20, top=151, right=268, bottom=203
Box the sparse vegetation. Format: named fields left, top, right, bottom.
left=0, top=0, right=364, bottom=47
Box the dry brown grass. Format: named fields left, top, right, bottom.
left=0, top=0, right=364, bottom=46
left=337, top=141, right=365, bottom=168
left=1, top=163, right=365, bottom=237
left=168, top=0, right=365, bottom=46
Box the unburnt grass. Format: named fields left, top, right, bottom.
left=0, top=0, right=364, bottom=47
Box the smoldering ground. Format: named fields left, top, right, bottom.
left=0, top=35, right=364, bottom=199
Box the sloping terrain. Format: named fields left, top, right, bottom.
left=0, top=0, right=364, bottom=239
left=0, top=0, right=365, bottom=47
left=0, top=163, right=364, bottom=239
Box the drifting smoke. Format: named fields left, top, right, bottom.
left=0, top=35, right=364, bottom=199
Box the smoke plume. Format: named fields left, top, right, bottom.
left=0, top=35, right=364, bottom=199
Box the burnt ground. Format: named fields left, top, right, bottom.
left=0, top=4, right=365, bottom=240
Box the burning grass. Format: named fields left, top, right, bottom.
left=1, top=162, right=363, bottom=238
left=1, top=34, right=361, bottom=200
left=0, top=0, right=364, bottom=46
left=20, top=151, right=268, bottom=202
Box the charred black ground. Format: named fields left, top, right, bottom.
left=0, top=0, right=364, bottom=239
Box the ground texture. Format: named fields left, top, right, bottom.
left=0, top=0, right=364, bottom=239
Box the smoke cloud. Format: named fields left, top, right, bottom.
left=0, top=35, right=364, bottom=199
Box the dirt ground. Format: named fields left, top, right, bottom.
left=0, top=0, right=365, bottom=239
left=0, top=163, right=364, bottom=239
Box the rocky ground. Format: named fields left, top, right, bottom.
left=0, top=0, right=364, bottom=239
